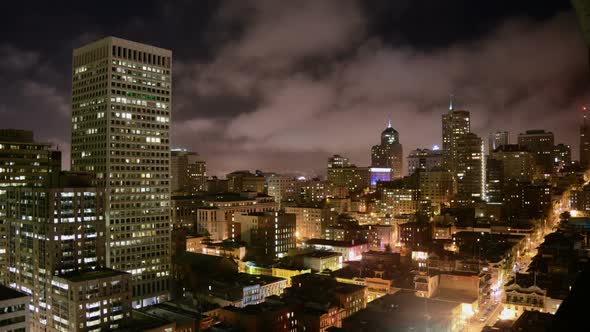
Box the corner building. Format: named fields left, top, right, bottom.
left=70, top=37, right=172, bottom=307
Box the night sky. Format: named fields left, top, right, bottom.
left=0, top=0, right=585, bottom=176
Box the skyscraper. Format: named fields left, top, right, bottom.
left=517, top=130, right=554, bottom=176
left=407, top=148, right=444, bottom=175
left=0, top=129, right=61, bottom=284
left=70, top=37, right=172, bottom=307
left=170, top=149, right=206, bottom=194
left=455, top=133, right=485, bottom=200
left=6, top=172, right=131, bottom=331
left=581, top=108, right=590, bottom=168
left=442, top=96, right=470, bottom=175
left=371, top=121, right=403, bottom=179
left=489, top=131, right=509, bottom=152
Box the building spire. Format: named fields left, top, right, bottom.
left=387, top=119, right=392, bottom=128
left=449, top=94, right=454, bottom=112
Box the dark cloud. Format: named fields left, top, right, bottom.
left=0, top=1, right=584, bottom=176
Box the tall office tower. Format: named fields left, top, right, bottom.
left=0, top=129, right=61, bottom=284
left=455, top=133, right=485, bottom=200
left=442, top=96, right=470, bottom=175
left=552, top=143, right=572, bottom=170
left=490, top=145, right=536, bottom=181
left=489, top=131, right=509, bottom=152
left=70, top=37, right=172, bottom=306
left=407, top=148, right=444, bottom=175
left=6, top=172, right=130, bottom=331
left=486, top=157, right=504, bottom=203
left=581, top=109, right=590, bottom=168
left=170, top=149, right=206, bottom=194
left=517, top=130, right=555, bottom=176
left=417, top=167, right=454, bottom=210
left=371, top=121, right=403, bottom=178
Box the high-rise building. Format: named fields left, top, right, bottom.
left=442, top=96, right=470, bottom=175
left=371, top=121, right=403, bottom=179
left=171, top=149, right=206, bottom=194
left=489, top=131, right=509, bottom=152
left=227, top=170, right=265, bottom=193
left=327, top=161, right=370, bottom=193
left=0, top=129, right=61, bottom=283
left=285, top=202, right=336, bottom=240
left=580, top=109, right=590, bottom=168
left=266, top=174, right=299, bottom=207
left=407, top=148, right=444, bottom=175
left=234, top=212, right=296, bottom=259
left=5, top=172, right=132, bottom=330
left=517, top=130, right=554, bottom=176
left=552, top=143, right=572, bottom=170
left=490, top=145, right=536, bottom=181
left=70, top=37, right=172, bottom=306
left=486, top=157, right=504, bottom=203
left=455, top=133, right=485, bottom=200
left=417, top=167, right=454, bottom=209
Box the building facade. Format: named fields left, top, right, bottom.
left=517, top=130, right=555, bottom=176
left=455, top=133, right=485, bottom=200
left=407, top=148, right=444, bottom=175
left=70, top=37, right=172, bottom=306
left=0, top=129, right=61, bottom=284
left=489, top=131, right=509, bottom=152
left=371, top=121, right=403, bottom=179
left=170, top=149, right=206, bottom=194
left=235, top=212, right=296, bottom=259
left=442, top=97, right=470, bottom=177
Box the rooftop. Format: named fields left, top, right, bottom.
left=305, top=239, right=368, bottom=247
left=300, top=251, right=342, bottom=259
left=56, top=268, right=130, bottom=282
left=0, top=285, right=28, bottom=301
left=342, top=290, right=461, bottom=332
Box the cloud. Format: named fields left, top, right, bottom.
left=172, top=10, right=588, bottom=176
left=21, top=80, right=70, bottom=115
left=0, top=45, right=39, bottom=72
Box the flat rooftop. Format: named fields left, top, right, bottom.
left=301, top=251, right=342, bottom=258
left=0, top=285, right=28, bottom=301
left=305, top=239, right=368, bottom=247
left=56, top=268, right=130, bottom=282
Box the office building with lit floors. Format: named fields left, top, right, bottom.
left=0, top=284, right=29, bottom=332
left=0, top=129, right=61, bottom=284
left=442, top=95, right=470, bottom=176
left=170, top=149, right=206, bottom=194
left=455, top=133, right=485, bottom=201
left=5, top=172, right=132, bottom=331
left=70, top=37, right=172, bottom=307
left=371, top=121, right=403, bottom=179
left=234, top=212, right=297, bottom=259
left=517, top=129, right=555, bottom=176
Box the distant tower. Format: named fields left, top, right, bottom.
left=581, top=107, right=590, bottom=168
left=371, top=120, right=403, bottom=178
left=442, top=95, right=470, bottom=175
left=489, top=131, right=509, bottom=153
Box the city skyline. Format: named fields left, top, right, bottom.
left=0, top=1, right=586, bottom=177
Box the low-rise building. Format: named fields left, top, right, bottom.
left=302, top=239, right=368, bottom=262
left=298, top=251, right=343, bottom=272
left=217, top=300, right=299, bottom=332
